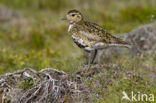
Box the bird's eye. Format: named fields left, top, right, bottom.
left=72, top=14, right=75, bottom=17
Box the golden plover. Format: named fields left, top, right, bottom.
left=62, top=9, right=131, bottom=69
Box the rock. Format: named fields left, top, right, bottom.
left=122, top=22, right=156, bottom=54
left=100, top=22, right=156, bottom=59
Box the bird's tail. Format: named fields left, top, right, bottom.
left=111, top=37, right=132, bottom=49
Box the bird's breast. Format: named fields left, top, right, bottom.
left=68, top=24, right=73, bottom=32
left=71, top=35, right=87, bottom=47
left=71, top=35, right=94, bottom=51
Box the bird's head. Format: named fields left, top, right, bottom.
left=62, top=9, right=83, bottom=24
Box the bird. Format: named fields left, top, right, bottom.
left=62, top=9, right=131, bottom=70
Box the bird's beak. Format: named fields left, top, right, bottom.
left=61, top=17, right=67, bottom=20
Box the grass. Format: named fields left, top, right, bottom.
left=0, top=0, right=156, bottom=102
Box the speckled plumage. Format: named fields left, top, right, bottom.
left=68, top=21, right=131, bottom=51
left=62, top=9, right=131, bottom=70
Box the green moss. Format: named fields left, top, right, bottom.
left=120, top=7, right=156, bottom=23
left=20, top=77, right=34, bottom=90
left=29, top=30, right=45, bottom=49
left=0, top=0, right=72, bottom=10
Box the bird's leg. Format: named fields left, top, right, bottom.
left=91, top=49, right=97, bottom=64
left=88, top=51, right=92, bottom=70
left=87, top=49, right=97, bottom=71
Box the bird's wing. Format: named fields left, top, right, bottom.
left=84, top=21, right=131, bottom=47
left=79, top=30, right=102, bottom=41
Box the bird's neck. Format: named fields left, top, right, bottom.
left=70, top=20, right=85, bottom=25
left=68, top=20, right=86, bottom=32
